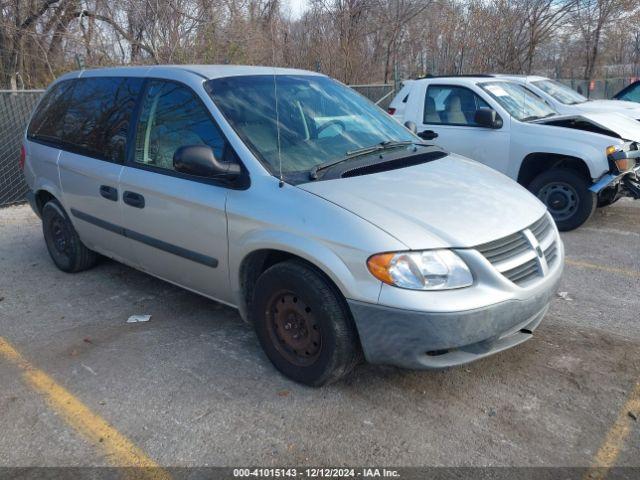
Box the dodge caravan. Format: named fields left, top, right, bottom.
left=22, top=66, right=563, bottom=386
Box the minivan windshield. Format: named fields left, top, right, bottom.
left=533, top=79, right=588, bottom=105
left=480, top=81, right=556, bottom=121
left=207, top=75, right=415, bottom=178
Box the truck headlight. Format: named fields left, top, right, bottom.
left=607, top=144, right=636, bottom=172
left=367, top=250, right=473, bottom=290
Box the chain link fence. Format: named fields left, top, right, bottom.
left=0, top=90, right=43, bottom=207
left=557, top=77, right=637, bottom=100
left=350, top=84, right=396, bottom=110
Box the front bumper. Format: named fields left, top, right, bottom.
left=590, top=150, right=640, bottom=198
left=348, top=256, right=563, bottom=370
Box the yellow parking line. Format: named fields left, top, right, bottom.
left=565, top=259, right=640, bottom=279
left=0, top=336, right=171, bottom=480
left=584, top=381, right=640, bottom=480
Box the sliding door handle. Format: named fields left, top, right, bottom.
left=99, top=185, right=118, bottom=201
left=123, top=191, right=145, bottom=209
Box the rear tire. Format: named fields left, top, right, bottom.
left=528, top=168, right=596, bottom=231
left=251, top=260, right=361, bottom=386
left=42, top=199, right=99, bottom=273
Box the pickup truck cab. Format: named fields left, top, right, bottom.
left=497, top=75, right=640, bottom=121
left=391, top=76, right=640, bottom=230
left=23, top=66, right=563, bottom=386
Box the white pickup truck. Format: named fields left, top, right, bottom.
left=390, top=76, right=640, bottom=230
left=496, top=75, right=640, bottom=121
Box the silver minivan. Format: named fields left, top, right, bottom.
left=22, top=66, right=564, bottom=386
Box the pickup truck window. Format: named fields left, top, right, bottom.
left=616, top=82, right=640, bottom=103
left=423, top=85, right=490, bottom=126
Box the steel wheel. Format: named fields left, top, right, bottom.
left=41, top=199, right=99, bottom=273
left=537, top=181, right=579, bottom=222
left=50, top=216, right=72, bottom=257
left=266, top=291, right=322, bottom=367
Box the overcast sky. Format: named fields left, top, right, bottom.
left=285, top=0, right=310, bottom=19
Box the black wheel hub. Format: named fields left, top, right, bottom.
left=266, top=291, right=321, bottom=367
left=51, top=216, right=70, bottom=255
left=538, top=182, right=579, bottom=221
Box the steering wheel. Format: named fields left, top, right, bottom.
left=316, top=119, right=346, bottom=137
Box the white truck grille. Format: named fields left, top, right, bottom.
left=476, top=214, right=558, bottom=286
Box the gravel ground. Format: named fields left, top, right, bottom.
left=0, top=201, right=638, bottom=468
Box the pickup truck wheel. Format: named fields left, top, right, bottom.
left=42, top=199, right=99, bottom=273
left=251, top=260, right=361, bottom=386
left=529, top=168, right=596, bottom=231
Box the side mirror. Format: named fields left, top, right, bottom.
left=474, top=108, right=503, bottom=129
left=173, top=145, right=241, bottom=178
left=404, top=121, right=417, bottom=133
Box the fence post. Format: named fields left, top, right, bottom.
left=393, top=64, right=399, bottom=96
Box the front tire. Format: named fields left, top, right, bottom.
left=251, top=260, right=361, bottom=386
left=42, top=199, right=99, bottom=273
left=528, top=168, right=596, bottom=231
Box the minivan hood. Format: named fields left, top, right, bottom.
left=298, top=155, right=546, bottom=249
left=534, top=111, right=640, bottom=142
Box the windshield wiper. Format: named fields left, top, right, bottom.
left=521, top=112, right=555, bottom=122
left=309, top=140, right=413, bottom=180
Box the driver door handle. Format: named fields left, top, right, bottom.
left=418, top=130, right=439, bottom=140
left=123, top=191, right=145, bottom=209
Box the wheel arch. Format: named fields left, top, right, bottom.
left=33, top=189, right=58, bottom=216
left=517, top=153, right=592, bottom=188
left=233, top=232, right=370, bottom=323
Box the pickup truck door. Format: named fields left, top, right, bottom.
left=412, top=83, right=511, bottom=176
left=118, top=79, right=233, bottom=304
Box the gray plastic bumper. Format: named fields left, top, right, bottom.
left=25, top=190, right=40, bottom=218
left=348, top=275, right=561, bottom=369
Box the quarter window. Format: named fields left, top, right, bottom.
left=424, top=85, right=490, bottom=126
left=134, top=80, right=226, bottom=171
left=27, top=80, right=74, bottom=143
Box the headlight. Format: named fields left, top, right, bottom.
left=367, top=250, right=473, bottom=290
left=607, top=144, right=636, bottom=172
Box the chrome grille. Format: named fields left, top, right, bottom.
left=544, top=241, right=558, bottom=266
left=476, top=214, right=558, bottom=286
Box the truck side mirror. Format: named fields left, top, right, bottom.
left=475, top=108, right=503, bottom=129
left=404, top=121, right=417, bottom=133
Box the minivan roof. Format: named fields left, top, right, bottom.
left=56, top=64, right=324, bottom=82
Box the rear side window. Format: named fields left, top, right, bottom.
left=62, top=77, right=143, bottom=163
left=27, top=80, right=74, bottom=143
